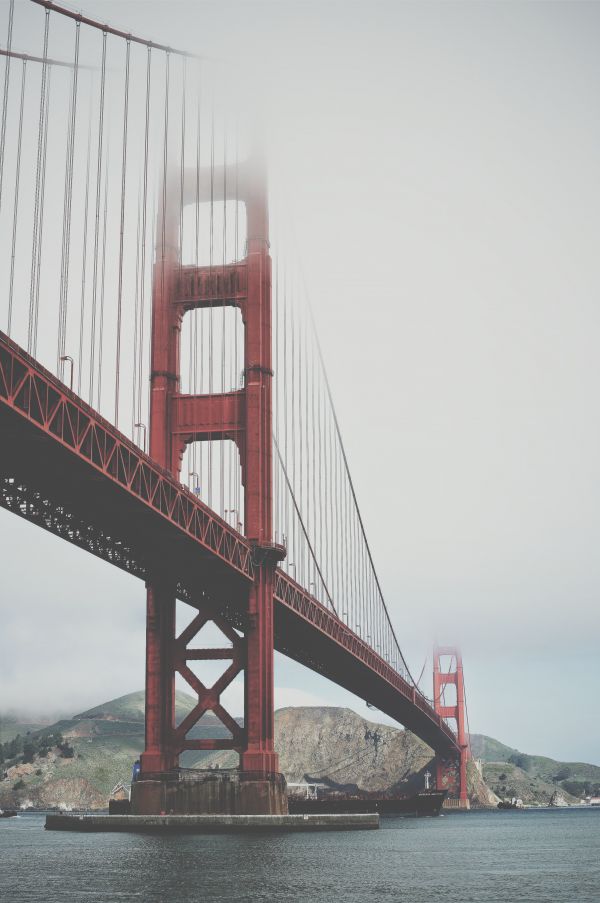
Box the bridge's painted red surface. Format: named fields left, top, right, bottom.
left=142, top=153, right=283, bottom=774
left=0, top=329, right=459, bottom=759
left=434, top=647, right=470, bottom=800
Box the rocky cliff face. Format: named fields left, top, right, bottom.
left=272, top=707, right=432, bottom=793
left=191, top=706, right=496, bottom=805
left=467, top=760, right=501, bottom=808
left=1, top=747, right=106, bottom=810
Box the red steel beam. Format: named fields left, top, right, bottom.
left=273, top=570, right=459, bottom=754
left=171, top=391, right=245, bottom=443
left=175, top=262, right=247, bottom=310
left=0, top=330, right=254, bottom=581
left=29, top=0, right=213, bottom=60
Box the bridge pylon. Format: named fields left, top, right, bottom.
left=433, top=646, right=470, bottom=808
left=133, top=151, right=287, bottom=815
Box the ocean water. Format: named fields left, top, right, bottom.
left=1, top=808, right=599, bottom=903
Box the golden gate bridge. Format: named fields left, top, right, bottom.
left=0, top=0, right=470, bottom=814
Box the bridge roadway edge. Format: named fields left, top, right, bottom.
left=0, top=331, right=458, bottom=760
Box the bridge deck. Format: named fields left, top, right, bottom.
left=0, top=331, right=457, bottom=756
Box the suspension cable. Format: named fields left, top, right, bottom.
left=7, top=58, right=27, bottom=336
left=77, top=92, right=93, bottom=394
left=30, top=0, right=217, bottom=61
left=57, top=19, right=80, bottom=376
left=88, top=29, right=107, bottom=404
left=114, top=38, right=131, bottom=427
left=0, top=0, right=15, bottom=217
left=137, top=46, right=152, bottom=427
left=274, top=438, right=335, bottom=612
left=28, top=8, right=50, bottom=354
left=307, top=301, right=417, bottom=684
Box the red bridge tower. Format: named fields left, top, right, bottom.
left=132, top=153, right=287, bottom=815
left=433, top=646, right=470, bottom=808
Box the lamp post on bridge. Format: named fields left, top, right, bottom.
left=59, top=355, right=74, bottom=391
left=134, top=423, right=147, bottom=453
left=226, top=508, right=243, bottom=531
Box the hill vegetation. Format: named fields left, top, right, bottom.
left=470, top=734, right=600, bottom=803
left=1, top=694, right=598, bottom=810
left=0, top=715, right=55, bottom=745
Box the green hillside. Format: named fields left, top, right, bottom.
left=470, top=733, right=600, bottom=803
left=469, top=734, right=519, bottom=763
left=75, top=690, right=197, bottom=725
left=0, top=690, right=235, bottom=809
left=0, top=716, right=52, bottom=745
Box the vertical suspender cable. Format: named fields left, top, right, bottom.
left=221, top=119, right=227, bottom=516
left=96, top=137, right=110, bottom=412
left=89, top=30, right=107, bottom=404
left=274, top=251, right=280, bottom=542
left=137, top=47, right=152, bottom=428
left=283, top=264, right=289, bottom=549
left=31, top=66, right=52, bottom=358
left=147, top=188, right=157, bottom=428
left=323, top=392, right=330, bottom=596
left=7, top=59, right=27, bottom=336
left=291, top=277, right=296, bottom=568
left=57, top=20, right=80, bottom=376
left=77, top=92, right=93, bottom=394
left=178, top=57, right=186, bottom=456
left=351, top=492, right=357, bottom=630
left=0, top=0, right=15, bottom=217
left=297, top=296, right=303, bottom=580
left=310, top=334, right=317, bottom=592
left=132, top=184, right=142, bottom=433
left=335, top=419, right=342, bottom=607
left=208, top=95, right=215, bottom=509
left=304, top=323, right=309, bottom=582
left=317, top=354, right=323, bottom=592
left=114, top=38, right=131, bottom=427
left=159, top=49, right=170, bottom=427
left=178, top=56, right=186, bottom=419
left=28, top=9, right=50, bottom=354
left=234, top=123, right=240, bottom=524
left=193, top=73, right=201, bottom=494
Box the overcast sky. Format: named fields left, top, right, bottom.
left=1, top=1, right=599, bottom=765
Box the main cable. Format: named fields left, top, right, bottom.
left=274, top=437, right=335, bottom=612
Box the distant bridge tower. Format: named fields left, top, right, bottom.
left=433, top=646, right=469, bottom=807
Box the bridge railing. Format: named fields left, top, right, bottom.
left=274, top=568, right=459, bottom=750
left=0, top=330, right=255, bottom=580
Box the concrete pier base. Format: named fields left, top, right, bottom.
left=45, top=813, right=379, bottom=833
left=442, top=798, right=471, bottom=810
left=130, top=769, right=288, bottom=816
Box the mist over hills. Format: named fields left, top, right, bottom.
left=1, top=691, right=598, bottom=810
